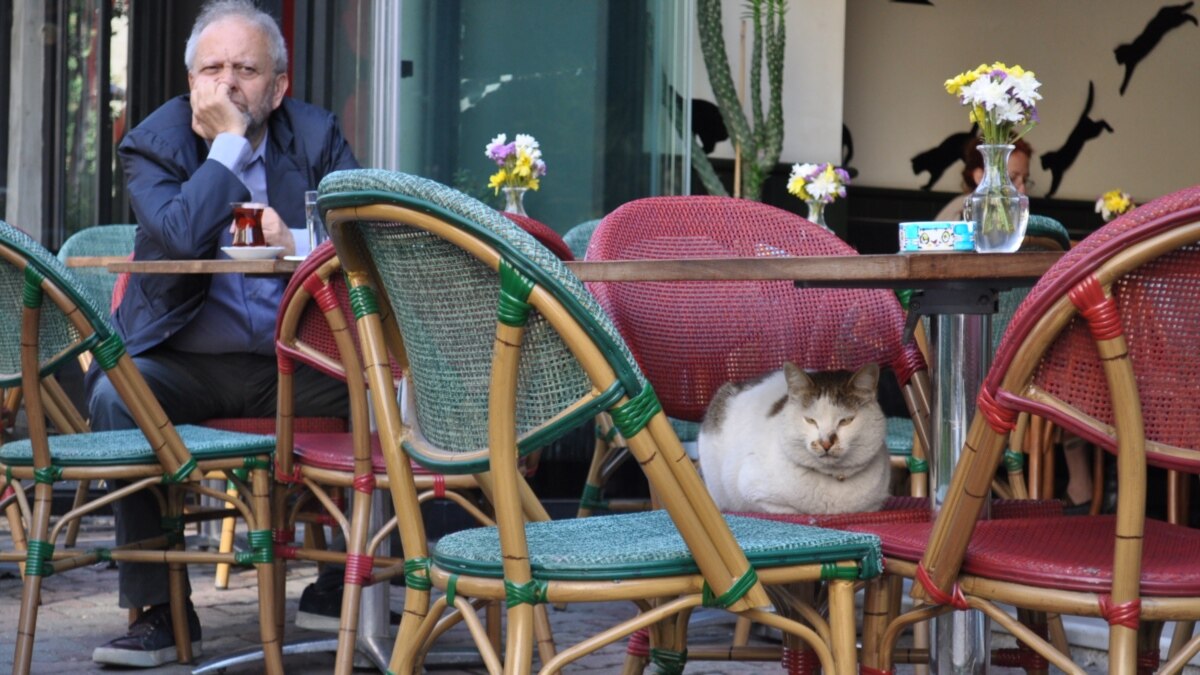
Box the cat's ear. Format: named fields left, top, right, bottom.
left=848, top=363, right=881, bottom=396
left=784, top=362, right=816, bottom=396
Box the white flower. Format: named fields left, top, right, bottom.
left=962, top=76, right=1008, bottom=111
left=789, top=163, right=818, bottom=180
left=993, top=98, right=1026, bottom=125
left=485, top=133, right=507, bottom=158
left=1008, top=71, right=1042, bottom=106
left=805, top=168, right=841, bottom=202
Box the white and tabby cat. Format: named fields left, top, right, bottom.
left=698, top=362, right=890, bottom=514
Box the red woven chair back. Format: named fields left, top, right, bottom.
left=586, top=196, right=915, bottom=422
left=990, top=185, right=1200, bottom=471
left=277, top=241, right=404, bottom=385
left=500, top=212, right=575, bottom=261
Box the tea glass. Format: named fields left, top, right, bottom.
left=231, top=202, right=267, bottom=247
left=305, top=190, right=329, bottom=252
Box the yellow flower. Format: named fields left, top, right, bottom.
left=527, top=176, right=540, bottom=192
left=786, top=175, right=811, bottom=201
left=488, top=169, right=508, bottom=194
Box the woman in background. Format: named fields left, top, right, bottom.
left=934, top=137, right=1033, bottom=221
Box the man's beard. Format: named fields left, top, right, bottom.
left=244, top=80, right=277, bottom=143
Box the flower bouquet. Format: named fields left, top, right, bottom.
left=485, top=133, right=547, bottom=216
left=786, top=162, right=850, bottom=230
left=946, top=62, right=1042, bottom=252
left=1095, top=189, right=1134, bottom=222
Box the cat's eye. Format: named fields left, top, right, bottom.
left=804, top=417, right=817, bottom=426
left=838, top=417, right=855, bottom=427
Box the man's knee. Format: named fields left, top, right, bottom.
left=86, top=370, right=134, bottom=431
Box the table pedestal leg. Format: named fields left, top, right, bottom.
left=929, top=312, right=991, bottom=675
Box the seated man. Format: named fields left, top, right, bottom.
left=87, top=0, right=357, bottom=666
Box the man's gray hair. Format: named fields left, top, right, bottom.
left=184, top=0, right=288, bottom=75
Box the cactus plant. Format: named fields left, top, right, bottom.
left=694, top=0, right=786, bottom=201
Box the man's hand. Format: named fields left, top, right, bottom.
left=191, top=80, right=249, bottom=140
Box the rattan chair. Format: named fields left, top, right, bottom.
left=562, top=218, right=601, bottom=260
left=856, top=186, right=1200, bottom=675
left=0, top=220, right=284, bottom=673
left=270, top=240, right=538, bottom=673
left=318, top=169, right=884, bottom=675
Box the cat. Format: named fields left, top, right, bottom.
left=698, top=362, right=890, bottom=515
left=910, top=124, right=977, bottom=191
left=1040, top=82, right=1113, bottom=198
left=1116, top=2, right=1197, bottom=95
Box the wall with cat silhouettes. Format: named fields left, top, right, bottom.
left=843, top=0, right=1199, bottom=202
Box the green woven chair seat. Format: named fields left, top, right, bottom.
left=885, top=416, right=914, bottom=457
left=0, top=425, right=274, bottom=467
left=433, top=510, right=882, bottom=581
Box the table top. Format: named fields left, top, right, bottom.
left=69, top=250, right=1062, bottom=289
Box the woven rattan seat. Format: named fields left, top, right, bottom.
left=852, top=516, right=1200, bottom=596
left=434, top=511, right=882, bottom=580
left=317, top=168, right=882, bottom=674
left=290, top=432, right=441, bottom=476
left=0, top=425, right=272, bottom=465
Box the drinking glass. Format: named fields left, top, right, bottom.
left=305, top=190, right=328, bottom=252
left=231, top=202, right=267, bottom=246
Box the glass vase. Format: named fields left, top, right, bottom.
left=805, top=199, right=830, bottom=231
left=966, top=144, right=1029, bottom=253
left=502, top=186, right=528, bottom=217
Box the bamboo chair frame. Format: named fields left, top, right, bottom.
left=868, top=203, right=1200, bottom=675
left=0, top=225, right=284, bottom=675
left=321, top=174, right=881, bottom=675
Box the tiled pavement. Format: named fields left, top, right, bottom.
left=0, top=517, right=1122, bottom=674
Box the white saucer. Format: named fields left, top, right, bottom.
left=221, top=246, right=284, bottom=260
left=282, top=255, right=307, bottom=261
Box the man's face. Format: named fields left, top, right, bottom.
left=187, top=17, right=287, bottom=141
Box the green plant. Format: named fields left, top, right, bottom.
left=694, top=0, right=786, bottom=201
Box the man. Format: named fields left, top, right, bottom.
left=87, top=0, right=357, bottom=666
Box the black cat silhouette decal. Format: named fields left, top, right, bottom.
left=677, top=96, right=729, bottom=155
left=910, top=125, right=977, bottom=191
left=1040, top=82, right=1113, bottom=198
left=1115, top=2, right=1197, bottom=95
left=841, top=125, right=859, bottom=178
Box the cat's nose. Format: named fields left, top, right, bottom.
left=820, top=438, right=834, bottom=452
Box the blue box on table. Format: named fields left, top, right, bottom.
left=899, top=221, right=974, bottom=253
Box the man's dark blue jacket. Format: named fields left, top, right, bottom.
left=115, top=95, right=359, bottom=356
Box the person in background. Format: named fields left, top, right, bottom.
left=86, top=0, right=357, bottom=666
left=934, top=136, right=1034, bottom=222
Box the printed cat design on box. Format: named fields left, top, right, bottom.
left=698, top=362, right=890, bottom=515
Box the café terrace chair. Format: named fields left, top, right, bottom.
left=270, top=240, right=535, bottom=673
left=318, top=168, right=885, bottom=675
left=856, top=185, right=1200, bottom=675
left=582, top=195, right=935, bottom=672
left=0, top=220, right=285, bottom=674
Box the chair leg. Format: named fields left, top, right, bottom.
left=12, top=479, right=52, bottom=675
left=214, top=481, right=239, bottom=589
left=249, top=466, right=284, bottom=674
left=3, top=487, right=29, bottom=577
left=62, top=481, right=90, bottom=547
left=621, top=627, right=651, bottom=675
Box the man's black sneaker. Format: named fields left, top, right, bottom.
left=92, top=603, right=202, bottom=667
left=295, top=581, right=401, bottom=632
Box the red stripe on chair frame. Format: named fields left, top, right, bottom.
left=860, top=666, right=894, bottom=675
left=277, top=352, right=295, bottom=375
left=433, top=474, right=446, bottom=498
left=352, top=473, right=376, bottom=494
left=344, top=553, right=374, bottom=586
left=891, top=342, right=926, bottom=387
left=625, top=627, right=650, bottom=657
left=274, top=544, right=298, bottom=560
left=915, top=562, right=969, bottom=610
left=273, top=527, right=295, bottom=544
left=781, top=645, right=817, bottom=675
left=1068, top=276, right=1124, bottom=342
left=275, top=464, right=303, bottom=484
left=1099, top=594, right=1141, bottom=630
left=302, top=274, right=340, bottom=314
left=1138, top=648, right=1161, bottom=671
left=976, top=387, right=1018, bottom=434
